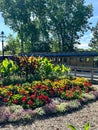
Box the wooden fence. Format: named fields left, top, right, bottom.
left=69, top=66, right=98, bottom=81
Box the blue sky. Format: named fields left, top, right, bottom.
left=0, top=0, right=98, bottom=50
left=77, top=0, right=98, bottom=49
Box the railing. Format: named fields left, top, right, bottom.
left=69, top=66, right=98, bottom=81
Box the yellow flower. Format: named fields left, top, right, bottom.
left=8, top=85, right=13, bottom=90
left=25, top=90, right=29, bottom=94
left=1, top=89, right=8, bottom=96
left=0, top=87, right=2, bottom=91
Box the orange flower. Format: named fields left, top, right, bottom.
left=19, top=90, right=25, bottom=94
left=66, top=90, right=73, bottom=98
left=8, top=91, right=13, bottom=96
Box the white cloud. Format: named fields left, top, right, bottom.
left=80, top=32, right=93, bottom=42
left=77, top=43, right=90, bottom=49
left=78, top=32, right=93, bottom=49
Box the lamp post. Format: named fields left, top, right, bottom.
left=0, top=31, right=6, bottom=58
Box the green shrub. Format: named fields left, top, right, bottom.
left=35, top=57, right=70, bottom=80
left=0, top=58, right=19, bottom=85
left=0, top=58, right=18, bottom=77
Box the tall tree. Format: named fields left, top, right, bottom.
left=46, top=0, right=93, bottom=52
left=4, top=34, right=20, bottom=55
left=89, top=22, right=98, bottom=51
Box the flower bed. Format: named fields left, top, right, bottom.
left=0, top=77, right=98, bottom=123
left=0, top=57, right=98, bottom=124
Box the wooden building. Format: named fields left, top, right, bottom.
left=31, top=52, right=98, bottom=67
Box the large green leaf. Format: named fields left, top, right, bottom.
left=2, top=58, right=9, bottom=68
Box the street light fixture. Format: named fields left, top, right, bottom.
left=0, top=31, right=6, bottom=58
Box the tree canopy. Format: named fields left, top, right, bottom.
left=0, top=0, right=93, bottom=53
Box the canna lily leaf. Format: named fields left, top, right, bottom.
left=2, top=58, right=9, bottom=68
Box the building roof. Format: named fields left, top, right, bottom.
left=25, top=52, right=98, bottom=57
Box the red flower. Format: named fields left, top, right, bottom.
left=66, top=90, right=69, bottom=93
left=34, top=85, right=41, bottom=90
left=76, top=86, right=81, bottom=91
left=66, top=93, right=73, bottom=98
left=44, top=95, right=50, bottom=104
left=26, top=93, right=29, bottom=97
left=41, top=85, right=48, bottom=90
left=22, top=96, right=27, bottom=103
left=66, top=90, right=73, bottom=98
left=16, top=84, right=20, bottom=86
left=38, top=94, right=45, bottom=100
left=65, top=84, right=69, bottom=90
left=28, top=100, right=33, bottom=106
left=13, top=99, right=18, bottom=104
left=30, top=94, right=36, bottom=99
left=4, top=98, right=9, bottom=102
left=89, top=83, right=92, bottom=86
left=85, top=88, right=89, bottom=93
left=49, top=89, right=55, bottom=96
left=70, top=88, right=75, bottom=92
left=54, top=79, right=59, bottom=82
left=84, top=82, right=92, bottom=87
left=19, top=90, right=25, bottom=94
left=59, top=88, right=64, bottom=93
left=38, top=94, right=50, bottom=104
left=79, top=90, right=82, bottom=95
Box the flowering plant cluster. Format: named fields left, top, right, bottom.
left=0, top=56, right=70, bottom=85
left=0, top=77, right=94, bottom=109
left=0, top=84, right=50, bottom=109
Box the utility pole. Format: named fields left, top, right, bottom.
left=0, top=31, right=6, bottom=58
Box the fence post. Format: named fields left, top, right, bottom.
left=74, top=68, right=77, bottom=76
left=91, top=68, right=94, bottom=81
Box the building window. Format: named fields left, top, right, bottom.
left=86, top=58, right=90, bottom=62
left=80, top=57, right=84, bottom=62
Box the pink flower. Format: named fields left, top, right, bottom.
left=0, top=96, right=3, bottom=99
